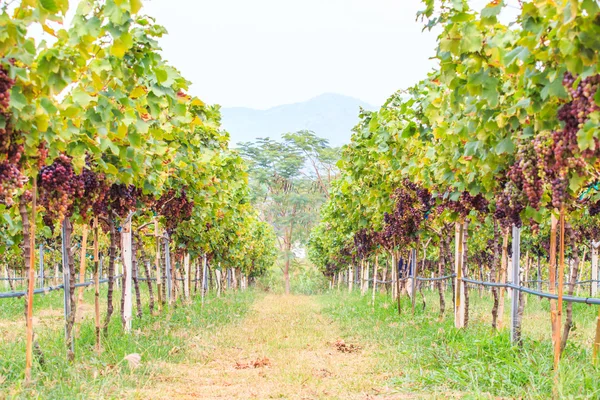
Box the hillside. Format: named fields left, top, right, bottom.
left=221, top=93, right=376, bottom=147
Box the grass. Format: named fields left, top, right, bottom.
left=318, top=288, right=600, bottom=399
left=0, top=286, right=256, bottom=399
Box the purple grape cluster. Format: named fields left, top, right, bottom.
left=155, top=188, right=194, bottom=232
left=0, top=161, right=25, bottom=206
left=0, top=65, right=13, bottom=112
left=38, top=155, right=85, bottom=223
left=94, top=183, right=139, bottom=218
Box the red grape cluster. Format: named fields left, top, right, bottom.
left=445, top=191, right=489, bottom=218
left=0, top=161, right=25, bottom=206
left=354, top=228, right=376, bottom=259
left=0, top=65, right=13, bottom=112
left=38, top=155, right=85, bottom=223
left=94, top=183, right=139, bottom=218
left=155, top=188, right=194, bottom=232
left=379, top=181, right=431, bottom=249
left=543, top=73, right=600, bottom=209
left=76, top=167, right=108, bottom=221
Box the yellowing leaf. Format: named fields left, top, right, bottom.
left=110, top=32, right=133, bottom=58
left=130, top=0, right=143, bottom=14
left=130, top=86, right=146, bottom=99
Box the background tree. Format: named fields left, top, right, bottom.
left=239, top=131, right=338, bottom=294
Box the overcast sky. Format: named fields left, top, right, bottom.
left=141, top=0, right=440, bottom=110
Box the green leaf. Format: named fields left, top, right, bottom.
left=39, top=0, right=59, bottom=13
left=10, top=87, right=27, bottom=110
left=111, top=32, right=133, bottom=58
left=582, top=0, right=599, bottom=15
left=461, top=23, right=483, bottom=53
left=541, top=76, right=568, bottom=100
left=504, top=46, right=530, bottom=66
left=72, top=88, right=95, bottom=107
left=40, top=98, right=57, bottom=114
left=577, top=121, right=598, bottom=151
left=569, top=173, right=586, bottom=193
left=495, top=137, right=514, bottom=154
left=481, top=1, right=504, bottom=18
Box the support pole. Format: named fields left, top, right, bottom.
left=38, top=244, right=44, bottom=289
left=201, top=254, right=207, bottom=306
left=62, top=218, right=73, bottom=357
left=165, top=238, right=172, bottom=305
left=511, top=225, right=521, bottom=344
left=25, top=181, right=37, bottom=382
left=122, top=215, right=133, bottom=332
left=592, top=241, right=599, bottom=297
left=154, top=220, right=162, bottom=311
left=454, top=222, right=466, bottom=328
left=183, top=253, right=190, bottom=300
left=372, top=254, right=378, bottom=309
left=411, top=248, right=417, bottom=313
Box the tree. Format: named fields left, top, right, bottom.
left=239, top=131, right=338, bottom=294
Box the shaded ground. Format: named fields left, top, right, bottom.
left=136, top=295, right=410, bottom=400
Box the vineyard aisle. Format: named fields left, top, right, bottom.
left=136, top=295, right=409, bottom=399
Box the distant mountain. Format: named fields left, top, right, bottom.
left=220, top=93, right=376, bottom=148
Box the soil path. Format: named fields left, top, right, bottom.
left=137, top=294, right=409, bottom=399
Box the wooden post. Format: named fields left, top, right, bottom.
left=592, top=241, right=599, bottom=297
left=454, top=222, right=466, bottom=328
left=201, top=254, right=207, bottom=306
left=183, top=253, right=190, bottom=300
left=93, top=218, right=101, bottom=353
left=154, top=220, right=162, bottom=311
left=557, top=210, right=565, bottom=358
left=391, top=254, right=397, bottom=300
left=25, top=180, right=37, bottom=383
left=38, top=244, right=44, bottom=289
left=510, top=225, right=521, bottom=344
left=164, top=238, right=172, bottom=305
left=363, top=260, right=370, bottom=296
left=498, top=231, right=509, bottom=328
left=411, top=248, right=417, bottom=313
left=75, top=225, right=89, bottom=335
left=348, top=265, right=353, bottom=292
left=215, top=268, right=222, bottom=297
left=548, top=214, right=559, bottom=394
left=372, top=254, right=378, bottom=309
left=3, top=265, right=8, bottom=290
left=122, top=216, right=133, bottom=332
left=61, top=218, right=74, bottom=358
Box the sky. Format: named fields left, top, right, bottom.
left=141, top=0, right=441, bottom=110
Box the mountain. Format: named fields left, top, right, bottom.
left=220, top=93, right=376, bottom=148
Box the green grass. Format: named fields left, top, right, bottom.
left=0, top=287, right=257, bottom=399
left=318, top=288, right=600, bottom=399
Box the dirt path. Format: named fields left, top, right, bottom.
left=136, top=295, right=409, bottom=399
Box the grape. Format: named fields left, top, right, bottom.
left=0, top=65, right=13, bottom=112
left=0, top=161, right=25, bottom=206
left=154, top=188, right=194, bottom=233
left=38, top=154, right=85, bottom=224
left=94, top=183, right=139, bottom=218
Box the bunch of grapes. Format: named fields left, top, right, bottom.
left=94, top=183, right=139, bottom=218
left=75, top=167, right=108, bottom=221
left=380, top=181, right=431, bottom=248
left=354, top=228, right=376, bottom=259
left=154, top=188, right=194, bottom=233
left=0, top=161, right=25, bottom=206
left=0, top=65, right=13, bottom=112
left=541, top=73, right=600, bottom=209
left=493, top=185, right=524, bottom=229
left=445, top=191, right=489, bottom=218
left=38, top=155, right=85, bottom=223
